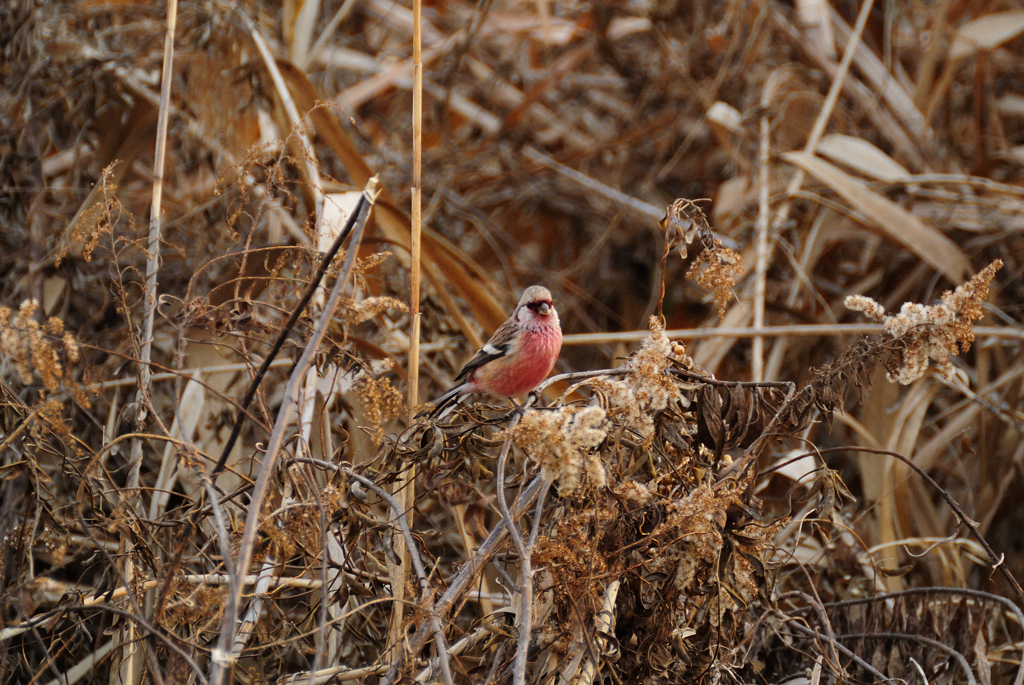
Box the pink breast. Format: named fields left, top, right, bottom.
left=474, top=329, right=561, bottom=397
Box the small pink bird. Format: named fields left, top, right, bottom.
left=428, top=285, right=562, bottom=418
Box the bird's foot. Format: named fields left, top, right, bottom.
left=525, top=391, right=560, bottom=411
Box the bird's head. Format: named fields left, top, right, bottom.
left=516, top=285, right=557, bottom=325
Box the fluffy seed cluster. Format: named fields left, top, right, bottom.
left=687, top=247, right=744, bottom=318
left=514, top=405, right=609, bottom=494
left=344, top=295, right=408, bottom=324
left=0, top=300, right=80, bottom=392
left=593, top=317, right=690, bottom=441
left=845, top=260, right=1002, bottom=384
left=353, top=363, right=405, bottom=442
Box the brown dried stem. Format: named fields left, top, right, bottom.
left=379, top=475, right=546, bottom=685
left=208, top=178, right=379, bottom=685
left=294, top=459, right=454, bottom=685
left=494, top=406, right=531, bottom=685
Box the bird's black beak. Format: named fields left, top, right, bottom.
left=537, top=302, right=550, bottom=316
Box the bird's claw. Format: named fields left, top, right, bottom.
left=526, top=391, right=561, bottom=411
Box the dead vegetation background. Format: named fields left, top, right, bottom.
left=2, top=0, right=1024, bottom=683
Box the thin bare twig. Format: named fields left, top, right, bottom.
left=41, top=638, right=117, bottom=685
left=807, top=587, right=1024, bottom=685
left=836, top=632, right=977, bottom=685
left=3, top=603, right=204, bottom=684
left=210, top=207, right=365, bottom=477
left=573, top=580, right=621, bottom=685
left=415, top=627, right=491, bottom=683
left=209, top=178, right=379, bottom=685
left=780, top=616, right=895, bottom=684
left=75, top=509, right=167, bottom=685
left=493, top=404, right=532, bottom=685
left=283, top=663, right=388, bottom=685
left=247, top=18, right=324, bottom=230
left=821, top=446, right=1024, bottom=605
left=212, top=19, right=333, bottom=480
left=379, top=476, right=545, bottom=685
left=294, top=458, right=454, bottom=685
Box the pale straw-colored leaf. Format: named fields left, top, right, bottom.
left=797, top=0, right=836, bottom=59
left=289, top=0, right=321, bottom=66
left=42, top=276, right=67, bottom=316
left=997, top=93, right=1024, bottom=117
left=949, top=11, right=1024, bottom=59
left=322, top=191, right=363, bottom=251
left=707, top=101, right=744, bottom=135
left=608, top=17, right=652, bottom=39
left=783, top=151, right=970, bottom=283
left=816, top=133, right=911, bottom=182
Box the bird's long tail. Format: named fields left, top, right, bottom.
left=422, top=383, right=469, bottom=419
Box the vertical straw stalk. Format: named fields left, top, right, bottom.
left=752, top=90, right=771, bottom=382
left=409, top=0, right=423, bottom=434
left=119, top=1, right=177, bottom=683
left=388, top=0, right=424, bottom=661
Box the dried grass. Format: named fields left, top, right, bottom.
left=2, top=0, right=1024, bottom=683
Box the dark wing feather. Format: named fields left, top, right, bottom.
left=423, top=383, right=468, bottom=418
left=452, top=317, right=519, bottom=383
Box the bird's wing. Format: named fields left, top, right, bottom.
left=452, top=317, right=519, bottom=383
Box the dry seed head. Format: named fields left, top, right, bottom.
left=844, top=294, right=885, bottom=321
left=514, top=405, right=609, bottom=494
left=612, top=479, right=655, bottom=507
left=33, top=398, right=69, bottom=440
left=687, top=245, right=744, bottom=318
left=344, top=295, right=408, bottom=324
left=844, top=260, right=1002, bottom=384
left=0, top=301, right=79, bottom=392
left=352, top=250, right=393, bottom=275
left=354, top=367, right=405, bottom=442
left=64, top=333, right=80, bottom=363
left=595, top=318, right=688, bottom=440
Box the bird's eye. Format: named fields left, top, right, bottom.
left=526, top=301, right=551, bottom=312
left=525, top=300, right=552, bottom=314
